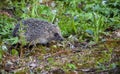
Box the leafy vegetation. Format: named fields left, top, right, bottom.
left=0, top=0, right=120, bottom=74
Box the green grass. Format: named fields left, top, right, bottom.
left=0, top=0, right=119, bottom=44
left=0, top=0, right=119, bottom=47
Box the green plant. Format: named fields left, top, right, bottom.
left=0, top=47, right=3, bottom=61
left=67, top=63, right=76, bottom=70
left=11, top=49, right=19, bottom=56
left=78, top=12, right=108, bottom=42
left=0, top=0, right=120, bottom=44
left=96, top=48, right=113, bottom=70
left=0, top=14, right=17, bottom=44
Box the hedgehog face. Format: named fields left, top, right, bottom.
left=53, top=33, right=64, bottom=41
left=49, top=25, right=64, bottom=41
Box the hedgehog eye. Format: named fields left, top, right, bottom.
left=54, top=33, right=59, bottom=37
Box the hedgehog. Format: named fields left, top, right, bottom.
left=12, top=18, right=63, bottom=45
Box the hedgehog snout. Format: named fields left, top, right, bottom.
left=54, top=33, right=64, bottom=41
left=59, top=37, right=64, bottom=41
